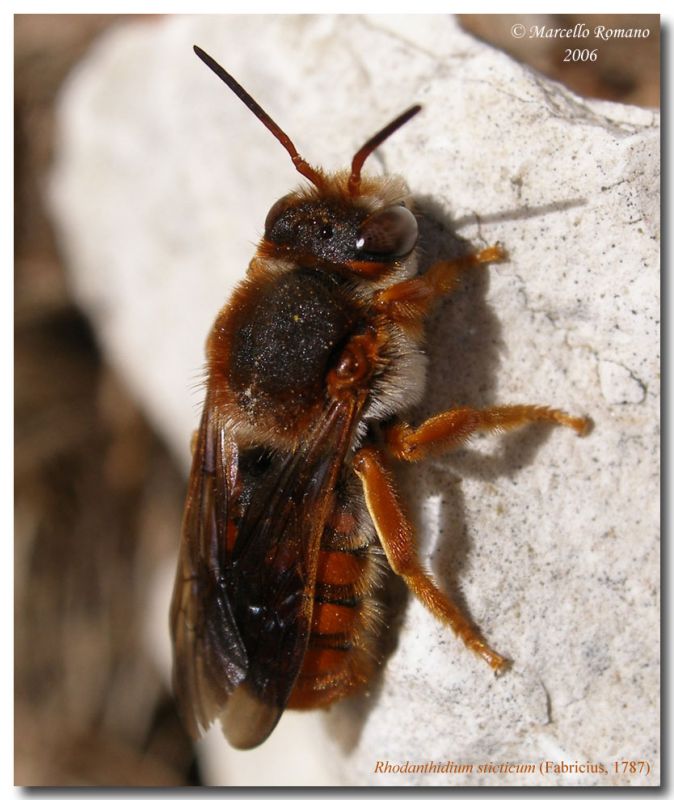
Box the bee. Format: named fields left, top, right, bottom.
left=170, top=45, right=590, bottom=750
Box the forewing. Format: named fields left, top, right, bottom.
left=220, top=399, right=360, bottom=749
left=171, top=393, right=361, bottom=748
left=170, top=398, right=248, bottom=739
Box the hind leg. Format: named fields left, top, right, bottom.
left=352, top=444, right=509, bottom=672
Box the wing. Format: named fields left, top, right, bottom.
left=170, top=391, right=361, bottom=748
left=170, top=396, right=248, bottom=740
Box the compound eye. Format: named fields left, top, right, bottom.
left=355, top=205, right=418, bottom=259
left=264, top=194, right=294, bottom=237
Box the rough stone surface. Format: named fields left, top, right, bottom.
left=49, top=15, right=659, bottom=788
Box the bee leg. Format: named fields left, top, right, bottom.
left=352, top=444, right=509, bottom=673
left=423, top=243, right=507, bottom=296
left=373, top=244, right=506, bottom=329
left=385, top=405, right=591, bottom=462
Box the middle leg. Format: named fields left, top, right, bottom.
left=386, top=404, right=590, bottom=462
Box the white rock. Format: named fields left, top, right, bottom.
left=49, top=14, right=660, bottom=788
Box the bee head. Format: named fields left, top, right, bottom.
left=262, top=188, right=418, bottom=271
left=194, top=45, right=421, bottom=274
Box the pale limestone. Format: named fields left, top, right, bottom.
left=49, top=14, right=660, bottom=787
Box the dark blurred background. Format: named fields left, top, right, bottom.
left=13, top=13, right=660, bottom=787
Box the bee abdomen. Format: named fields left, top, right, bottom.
left=288, top=543, right=381, bottom=709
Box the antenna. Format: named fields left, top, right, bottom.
left=348, top=105, right=422, bottom=196
left=193, top=45, right=325, bottom=190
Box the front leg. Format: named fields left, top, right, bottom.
left=373, top=244, right=506, bottom=335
